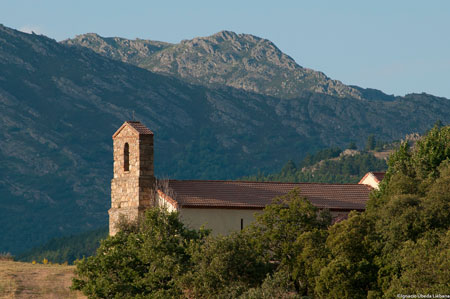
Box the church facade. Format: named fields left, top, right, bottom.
left=109, top=121, right=379, bottom=236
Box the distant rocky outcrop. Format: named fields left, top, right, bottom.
left=63, top=33, right=171, bottom=65
left=63, top=31, right=368, bottom=100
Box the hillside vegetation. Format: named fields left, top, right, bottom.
left=243, top=134, right=421, bottom=185
left=17, top=227, right=108, bottom=265
left=244, top=147, right=388, bottom=183
left=1, top=24, right=450, bottom=254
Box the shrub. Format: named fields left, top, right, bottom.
left=71, top=208, right=208, bottom=298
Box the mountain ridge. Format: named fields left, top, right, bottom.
left=63, top=30, right=368, bottom=100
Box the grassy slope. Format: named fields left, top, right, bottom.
left=0, top=260, right=84, bottom=298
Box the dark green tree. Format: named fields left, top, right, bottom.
left=434, top=119, right=443, bottom=129
left=293, top=229, right=329, bottom=295
left=250, top=189, right=331, bottom=295
left=182, top=189, right=331, bottom=297
left=240, top=269, right=299, bottom=299
left=182, top=231, right=271, bottom=298
left=365, top=134, right=376, bottom=151
left=251, top=189, right=331, bottom=270
left=316, top=125, right=450, bottom=297
left=368, top=125, right=450, bottom=295
left=71, top=208, right=208, bottom=298
left=315, top=212, right=379, bottom=298
left=412, top=124, right=450, bottom=182
left=348, top=141, right=357, bottom=150
left=279, top=160, right=297, bottom=182
left=384, top=230, right=450, bottom=296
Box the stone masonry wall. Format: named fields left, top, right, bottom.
left=109, top=123, right=155, bottom=235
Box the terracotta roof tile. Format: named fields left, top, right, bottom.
left=126, top=121, right=154, bottom=135
left=358, top=171, right=386, bottom=184
left=166, top=180, right=372, bottom=211
left=372, top=172, right=385, bottom=182
left=112, top=121, right=154, bottom=138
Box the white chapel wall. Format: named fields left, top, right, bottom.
left=155, top=192, right=178, bottom=213
left=179, top=208, right=260, bottom=235
left=360, top=173, right=380, bottom=190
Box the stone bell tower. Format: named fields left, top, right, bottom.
left=108, top=121, right=155, bottom=235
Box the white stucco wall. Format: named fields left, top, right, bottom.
left=156, top=192, right=260, bottom=234
left=178, top=208, right=353, bottom=233
left=178, top=208, right=261, bottom=235
left=156, top=193, right=356, bottom=235
left=156, top=191, right=178, bottom=213
left=359, top=173, right=380, bottom=190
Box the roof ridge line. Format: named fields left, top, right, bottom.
left=166, top=179, right=365, bottom=186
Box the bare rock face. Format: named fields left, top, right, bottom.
left=340, top=149, right=360, bottom=157
left=62, top=33, right=171, bottom=65
left=63, top=30, right=363, bottom=100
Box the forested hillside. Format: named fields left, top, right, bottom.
left=17, top=227, right=108, bottom=265
left=1, top=24, right=449, bottom=254
left=244, top=146, right=388, bottom=183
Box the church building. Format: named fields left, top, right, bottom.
left=109, top=121, right=380, bottom=236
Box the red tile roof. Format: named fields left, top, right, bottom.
left=126, top=121, right=154, bottom=135
left=165, top=180, right=372, bottom=211
left=112, top=121, right=154, bottom=138
left=372, top=172, right=385, bottom=182
left=358, top=171, right=386, bottom=184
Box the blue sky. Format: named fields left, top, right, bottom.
left=2, top=0, right=450, bottom=98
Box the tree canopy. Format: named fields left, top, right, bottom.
left=71, top=208, right=208, bottom=298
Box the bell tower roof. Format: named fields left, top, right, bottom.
left=112, top=121, right=154, bottom=139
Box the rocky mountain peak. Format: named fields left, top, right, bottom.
left=214, top=30, right=238, bottom=40
left=62, top=34, right=171, bottom=64
left=62, top=30, right=368, bottom=99
left=76, top=32, right=101, bottom=39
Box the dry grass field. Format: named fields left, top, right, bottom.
left=0, top=260, right=85, bottom=299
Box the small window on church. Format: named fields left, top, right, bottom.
left=124, top=143, right=130, bottom=172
